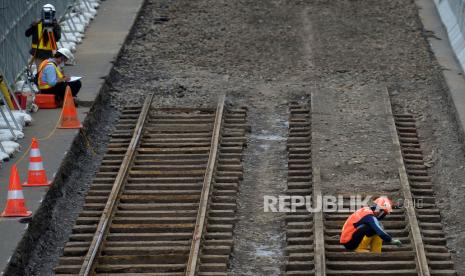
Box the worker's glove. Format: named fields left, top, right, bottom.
left=391, top=239, right=402, bottom=247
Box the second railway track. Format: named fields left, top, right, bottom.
left=285, top=93, right=457, bottom=276
left=54, top=94, right=247, bottom=275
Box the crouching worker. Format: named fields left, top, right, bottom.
left=340, top=196, right=402, bottom=253
left=37, top=48, right=80, bottom=104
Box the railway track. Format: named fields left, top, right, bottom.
left=54, top=94, right=247, bottom=275
left=285, top=96, right=457, bottom=276
left=51, top=91, right=455, bottom=275
left=285, top=102, right=315, bottom=275
left=393, top=114, right=456, bottom=276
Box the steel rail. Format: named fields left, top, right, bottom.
left=313, top=166, right=326, bottom=276
left=185, top=94, right=225, bottom=276
left=310, top=93, right=326, bottom=276
left=384, top=87, right=430, bottom=276
left=78, top=93, right=155, bottom=276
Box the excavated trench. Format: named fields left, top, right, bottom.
left=5, top=0, right=465, bottom=275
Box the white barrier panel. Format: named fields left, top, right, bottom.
left=435, top=0, right=465, bottom=72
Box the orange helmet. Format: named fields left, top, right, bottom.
left=374, top=196, right=393, bottom=214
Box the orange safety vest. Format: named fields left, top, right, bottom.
left=31, top=22, right=56, bottom=51
left=340, top=207, right=374, bottom=244
left=37, top=59, right=63, bottom=90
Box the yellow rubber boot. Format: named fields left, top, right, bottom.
left=370, top=235, right=383, bottom=253
left=355, top=236, right=372, bottom=252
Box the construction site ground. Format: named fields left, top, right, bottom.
left=2, top=0, right=465, bottom=275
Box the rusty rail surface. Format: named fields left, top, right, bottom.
left=79, top=93, right=154, bottom=275
left=285, top=95, right=457, bottom=276
left=185, top=94, right=225, bottom=276
left=54, top=95, right=247, bottom=275
left=285, top=102, right=318, bottom=275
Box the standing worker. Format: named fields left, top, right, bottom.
left=37, top=48, right=81, bottom=104
left=340, top=196, right=402, bottom=252
left=25, top=4, right=61, bottom=67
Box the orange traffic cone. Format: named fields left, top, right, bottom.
left=1, top=165, right=32, bottom=217
left=23, top=138, right=51, bottom=187
left=58, top=86, right=81, bottom=129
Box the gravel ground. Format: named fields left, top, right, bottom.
left=112, top=1, right=311, bottom=274
left=229, top=101, right=288, bottom=275
left=112, top=0, right=465, bottom=273
left=7, top=0, right=465, bottom=274
left=312, top=84, right=400, bottom=197
left=305, top=0, right=465, bottom=273
left=116, top=0, right=465, bottom=273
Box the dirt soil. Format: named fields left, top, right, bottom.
left=229, top=100, right=288, bottom=275
left=305, top=1, right=465, bottom=274
left=6, top=0, right=465, bottom=275
left=312, top=84, right=400, bottom=198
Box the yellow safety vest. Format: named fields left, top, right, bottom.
left=31, top=22, right=56, bottom=51
left=37, top=59, right=63, bottom=90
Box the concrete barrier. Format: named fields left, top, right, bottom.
left=435, top=0, right=465, bottom=72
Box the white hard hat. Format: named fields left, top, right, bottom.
left=57, top=48, right=74, bottom=61
left=43, top=4, right=55, bottom=11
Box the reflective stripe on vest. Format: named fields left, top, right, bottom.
left=340, top=207, right=374, bottom=244
left=38, top=59, right=63, bottom=90
left=31, top=22, right=55, bottom=51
